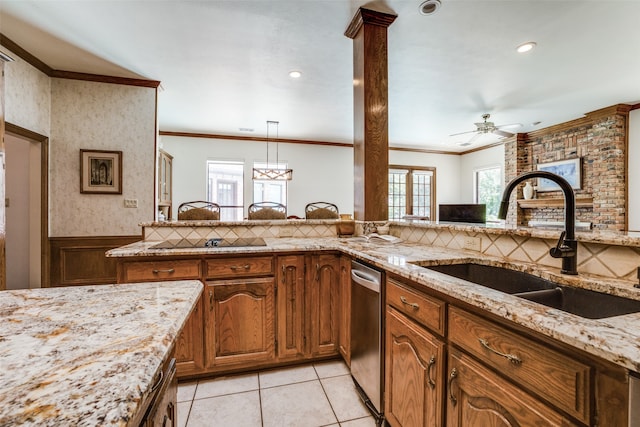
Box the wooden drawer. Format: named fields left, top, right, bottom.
left=206, top=256, right=274, bottom=279
left=386, top=278, right=445, bottom=336
left=448, top=306, right=590, bottom=424
left=122, top=259, right=201, bottom=283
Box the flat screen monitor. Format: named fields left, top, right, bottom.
left=438, top=204, right=486, bottom=224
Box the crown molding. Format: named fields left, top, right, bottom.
left=0, top=33, right=159, bottom=88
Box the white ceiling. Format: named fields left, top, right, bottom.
left=1, top=0, right=640, bottom=152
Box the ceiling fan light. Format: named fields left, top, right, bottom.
left=419, top=0, right=441, bottom=15
left=516, top=42, right=537, bottom=53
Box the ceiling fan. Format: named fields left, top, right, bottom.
left=450, top=113, right=519, bottom=146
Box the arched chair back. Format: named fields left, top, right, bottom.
left=304, top=202, right=339, bottom=219
left=177, top=201, right=221, bottom=220
left=248, top=202, right=287, bottom=220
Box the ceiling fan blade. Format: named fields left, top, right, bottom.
left=493, top=129, right=514, bottom=138
left=450, top=129, right=478, bottom=137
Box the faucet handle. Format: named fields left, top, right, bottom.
left=550, top=231, right=567, bottom=258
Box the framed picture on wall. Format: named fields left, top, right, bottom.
left=80, top=149, right=122, bottom=194
left=536, top=158, right=581, bottom=192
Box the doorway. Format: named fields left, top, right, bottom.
left=5, top=123, right=48, bottom=289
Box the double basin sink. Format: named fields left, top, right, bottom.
left=415, top=262, right=640, bottom=319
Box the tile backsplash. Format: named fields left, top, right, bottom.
left=142, top=220, right=640, bottom=282
left=392, top=223, right=640, bottom=282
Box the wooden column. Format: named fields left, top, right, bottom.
left=345, top=7, right=396, bottom=221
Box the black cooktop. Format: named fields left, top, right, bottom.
left=151, top=237, right=267, bottom=249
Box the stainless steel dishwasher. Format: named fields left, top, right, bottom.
left=350, top=259, right=384, bottom=424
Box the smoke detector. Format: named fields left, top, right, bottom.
left=419, top=0, right=441, bottom=15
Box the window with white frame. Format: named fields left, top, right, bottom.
left=475, top=166, right=502, bottom=221
left=253, top=162, right=288, bottom=205
left=206, top=160, right=244, bottom=221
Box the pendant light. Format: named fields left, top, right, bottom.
left=252, top=120, right=293, bottom=181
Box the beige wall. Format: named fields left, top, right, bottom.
left=2, top=43, right=158, bottom=238
left=2, top=45, right=51, bottom=136
left=50, top=79, right=156, bottom=236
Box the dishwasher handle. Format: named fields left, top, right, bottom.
left=351, top=269, right=381, bottom=293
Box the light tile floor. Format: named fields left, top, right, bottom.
left=177, top=360, right=377, bottom=427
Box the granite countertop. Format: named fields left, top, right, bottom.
left=0, top=280, right=203, bottom=426
left=107, top=237, right=640, bottom=373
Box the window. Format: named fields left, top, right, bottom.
left=388, top=166, right=435, bottom=220
left=206, top=161, right=244, bottom=220
left=253, top=162, right=287, bottom=205
left=475, top=166, right=502, bottom=221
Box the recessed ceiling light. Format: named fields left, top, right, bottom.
left=288, top=70, right=302, bottom=78
left=419, top=0, right=441, bottom=15
left=516, top=42, right=537, bottom=53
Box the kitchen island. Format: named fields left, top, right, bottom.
left=108, top=220, right=640, bottom=425
left=0, top=280, right=203, bottom=426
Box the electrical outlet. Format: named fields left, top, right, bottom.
left=278, top=227, right=293, bottom=238
left=462, top=236, right=482, bottom=252
left=124, top=199, right=138, bottom=208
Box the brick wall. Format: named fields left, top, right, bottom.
left=506, top=105, right=630, bottom=231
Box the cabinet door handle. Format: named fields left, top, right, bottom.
left=209, top=290, right=214, bottom=310
left=282, top=265, right=286, bottom=284
left=448, top=368, right=458, bottom=407
left=478, top=338, right=522, bottom=365
left=427, top=355, right=436, bottom=389
left=150, top=369, right=164, bottom=393
left=315, top=263, right=320, bottom=282
left=230, top=264, right=250, bottom=271
left=152, top=268, right=175, bottom=274
left=400, top=296, right=419, bottom=310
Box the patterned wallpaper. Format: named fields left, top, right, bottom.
left=1, top=45, right=51, bottom=136
left=50, top=79, right=156, bottom=236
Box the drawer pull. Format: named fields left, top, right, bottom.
left=152, top=268, right=175, bottom=274
left=427, top=355, right=436, bottom=389
left=400, top=296, right=420, bottom=310
left=448, top=368, right=458, bottom=406
left=479, top=338, right=522, bottom=365
left=230, top=264, right=250, bottom=271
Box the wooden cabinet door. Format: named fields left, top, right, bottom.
left=338, top=255, right=351, bottom=365
left=446, top=348, right=578, bottom=427
left=307, top=254, right=340, bottom=357
left=205, top=277, right=276, bottom=368
left=385, top=307, right=445, bottom=427
left=276, top=255, right=306, bottom=360
left=175, top=295, right=205, bottom=377
left=144, top=359, right=177, bottom=427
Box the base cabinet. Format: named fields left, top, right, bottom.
left=140, top=358, right=177, bottom=427
left=205, top=277, right=276, bottom=368
left=277, top=255, right=306, bottom=360
left=307, top=254, right=340, bottom=357
left=385, top=307, right=445, bottom=427
left=338, top=256, right=351, bottom=365
left=174, top=295, right=204, bottom=376
left=276, top=253, right=342, bottom=360
left=446, top=348, right=577, bottom=427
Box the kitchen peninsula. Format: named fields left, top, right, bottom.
left=0, top=280, right=202, bottom=426
left=108, top=219, right=640, bottom=426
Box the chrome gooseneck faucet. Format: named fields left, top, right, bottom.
left=498, top=171, right=578, bottom=275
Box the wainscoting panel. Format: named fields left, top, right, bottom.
left=49, top=235, right=140, bottom=287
